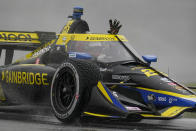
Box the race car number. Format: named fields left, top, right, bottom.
left=141, top=69, right=158, bottom=77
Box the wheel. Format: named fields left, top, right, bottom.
left=50, top=59, right=100, bottom=123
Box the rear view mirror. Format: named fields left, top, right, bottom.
left=142, top=55, right=157, bottom=65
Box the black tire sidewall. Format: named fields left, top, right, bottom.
left=50, top=62, right=82, bottom=121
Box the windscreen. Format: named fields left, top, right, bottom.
left=67, top=41, right=136, bottom=63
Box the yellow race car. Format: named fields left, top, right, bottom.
left=0, top=7, right=195, bottom=123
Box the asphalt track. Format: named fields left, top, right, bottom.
left=0, top=106, right=195, bottom=131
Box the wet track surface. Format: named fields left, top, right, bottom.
left=0, top=107, right=195, bottom=131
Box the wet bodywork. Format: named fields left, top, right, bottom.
left=0, top=7, right=196, bottom=122
left=83, top=62, right=196, bottom=120
left=0, top=64, right=55, bottom=105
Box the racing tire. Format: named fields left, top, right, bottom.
left=50, top=59, right=100, bottom=123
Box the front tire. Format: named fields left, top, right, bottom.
left=50, top=59, right=100, bottom=123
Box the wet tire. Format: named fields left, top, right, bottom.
left=50, top=59, right=100, bottom=123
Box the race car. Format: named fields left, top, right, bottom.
left=0, top=7, right=196, bottom=123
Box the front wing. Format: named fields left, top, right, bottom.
left=82, top=81, right=195, bottom=120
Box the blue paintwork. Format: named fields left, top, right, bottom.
left=135, top=88, right=196, bottom=107
left=102, top=82, right=128, bottom=112
left=73, top=6, right=83, bottom=19
left=120, top=85, right=196, bottom=108
left=68, top=52, right=92, bottom=59
left=142, top=55, right=157, bottom=64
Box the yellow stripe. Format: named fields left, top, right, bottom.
left=61, top=20, right=74, bottom=34
left=161, top=106, right=189, bottom=117
left=84, top=112, right=110, bottom=117
left=97, top=81, right=113, bottom=103
left=56, top=34, right=127, bottom=45
left=137, top=87, right=196, bottom=99
left=141, top=106, right=190, bottom=118
left=25, top=39, right=56, bottom=58
left=55, top=34, right=71, bottom=47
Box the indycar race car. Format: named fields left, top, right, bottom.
left=0, top=7, right=196, bottom=123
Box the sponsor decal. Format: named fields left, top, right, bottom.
left=32, top=46, right=51, bottom=57
left=85, top=36, right=115, bottom=41
left=160, top=78, right=187, bottom=93
left=99, top=68, right=113, bottom=72
left=112, top=75, right=130, bottom=81
left=158, top=97, right=167, bottom=102
left=131, top=66, right=145, bottom=70
left=28, top=40, right=54, bottom=58
left=69, top=53, right=76, bottom=58
left=125, top=106, right=141, bottom=111
left=1, top=70, right=48, bottom=86
left=0, top=33, right=32, bottom=41
left=169, top=97, right=178, bottom=104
